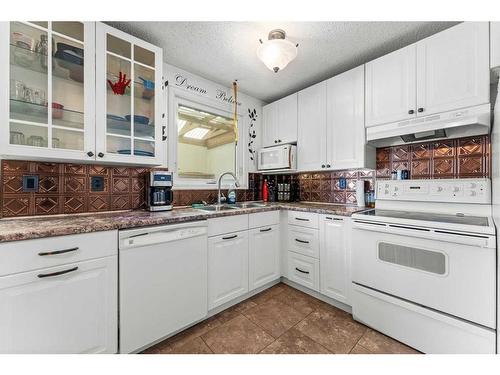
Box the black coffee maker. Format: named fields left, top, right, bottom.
left=146, top=171, right=173, bottom=211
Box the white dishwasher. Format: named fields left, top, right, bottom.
left=119, top=221, right=208, bottom=353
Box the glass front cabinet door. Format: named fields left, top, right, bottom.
left=95, top=23, right=164, bottom=165
left=0, top=21, right=96, bottom=161
left=0, top=22, right=164, bottom=165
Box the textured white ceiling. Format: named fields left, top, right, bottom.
left=106, top=21, right=460, bottom=103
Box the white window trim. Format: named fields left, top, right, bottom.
left=166, top=87, right=248, bottom=190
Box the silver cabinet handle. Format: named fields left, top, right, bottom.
left=295, top=217, right=309, bottom=222
left=295, top=238, right=309, bottom=244
left=325, top=217, right=343, bottom=221
left=295, top=267, right=309, bottom=274
left=222, top=234, right=237, bottom=240
left=260, top=227, right=272, bottom=232
left=38, top=266, right=78, bottom=278
left=38, top=247, right=79, bottom=256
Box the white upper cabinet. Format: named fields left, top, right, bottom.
left=297, top=81, right=327, bottom=171
left=95, top=23, right=164, bottom=165
left=262, top=92, right=298, bottom=147
left=1, top=21, right=96, bottom=162
left=416, top=22, right=489, bottom=116
left=277, top=93, right=298, bottom=144
left=365, top=22, right=489, bottom=128
left=327, top=66, right=375, bottom=170
left=262, top=102, right=278, bottom=147
left=491, top=22, right=500, bottom=69
left=365, top=44, right=417, bottom=127
left=1, top=21, right=164, bottom=165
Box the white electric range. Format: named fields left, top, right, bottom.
left=351, top=178, right=496, bottom=354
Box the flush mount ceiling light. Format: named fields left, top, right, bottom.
left=257, top=29, right=298, bottom=73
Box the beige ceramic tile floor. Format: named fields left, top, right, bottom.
left=142, top=283, right=420, bottom=354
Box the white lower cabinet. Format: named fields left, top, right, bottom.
left=287, top=225, right=320, bottom=258
left=319, top=215, right=350, bottom=304
left=249, top=225, right=280, bottom=291
left=286, top=212, right=320, bottom=292
left=0, top=230, right=118, bottom=354
left=208, top=230, right=249, bottom=309
left=287, top=251, right=320, bottom=291
left=0, top=256, right=117, bottom=354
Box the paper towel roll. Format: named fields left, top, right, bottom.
left=356, top=180, right=365, bottom=207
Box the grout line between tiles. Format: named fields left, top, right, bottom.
left=199, top=335, right=215, bottom=354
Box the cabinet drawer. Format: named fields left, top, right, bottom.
left=287, top=211, right=319, bottom=228
left=0, top=231, right=118, bottom=277
left=208, top=214, right=248, bottom=237
left=287, top=252, right=319, bottom=291
left=287, top=225, right=319, bottom=258
left=249, top=210, right=280, bottom=229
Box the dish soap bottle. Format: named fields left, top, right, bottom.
left=228, top=183, right=236, bottom=204
left=262, top=179, right=269, bottom=202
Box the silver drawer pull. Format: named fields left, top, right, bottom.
left=295, top=267, right=309, bottom=274
left=326, top=217, right=343, bottom=221
left=260, top=227, right=272, bottom=232
left=222, top=234, right=238, bottom=240
left=295, top=238, right=309, bottom=244
left=38, top=247, right=79, bottom=256
left=295, top=217, right=309, bottom=222
left=38, top=266, right=78, bottom=278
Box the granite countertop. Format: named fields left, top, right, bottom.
left=0, top=202, right=369, bottom=243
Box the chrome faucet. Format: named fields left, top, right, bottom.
left=217, top=172, right=240, bottom=206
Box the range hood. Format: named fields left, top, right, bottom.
left=366, top=103, right=491, bottom=147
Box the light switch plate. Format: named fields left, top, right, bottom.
left=22, top=175, right=39, bottom=192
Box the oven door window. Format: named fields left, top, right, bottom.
left=378, top=242, right=446, bottom=275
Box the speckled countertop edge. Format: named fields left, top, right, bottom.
left=0, top=202, right=370, bottom=243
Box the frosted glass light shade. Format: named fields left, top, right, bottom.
left=257, top=36, right=298, bottom=73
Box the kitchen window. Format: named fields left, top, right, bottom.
left=168, top=91, right=246, bottom=189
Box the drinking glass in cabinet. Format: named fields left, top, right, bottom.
left=10, top=22, right=48, bottom=126
left=8, top=21, right=88, bottom=152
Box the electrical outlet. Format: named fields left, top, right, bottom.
left=22, top=175, right=39, bottom=192
left=91, top=176, right=105, bottom=192
left=339, top=177, right=347, bottom=190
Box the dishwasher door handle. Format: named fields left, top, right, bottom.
left=120, top=225, right=208, bottom=249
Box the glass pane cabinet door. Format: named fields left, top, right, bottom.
left=3, top=21, right=94, bottom=159
left=97, top=24, right=163, bottom=165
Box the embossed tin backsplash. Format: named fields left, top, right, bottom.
left=0, top=160, right=151, bottom=218
left=0, top=160, right=258, bottom=218
left=375, top=135, right=491, bottom=179
left=1, top=135, right=490, bottom=218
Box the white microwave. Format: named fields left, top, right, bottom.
left=257, top=144, right=297, bottom=171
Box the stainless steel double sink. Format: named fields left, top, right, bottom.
left=196, top=202, right=268, bottom=212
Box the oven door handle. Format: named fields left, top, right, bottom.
left=353, top=220, right=493, bottom=248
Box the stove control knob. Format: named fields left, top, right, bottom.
left=452, top=186, right=460, bottom=193
left=468, top=190, right=477, bottom=197
left=436, top=186, right=444, bottom=192
left=468, top=182, right=477, bottom=189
